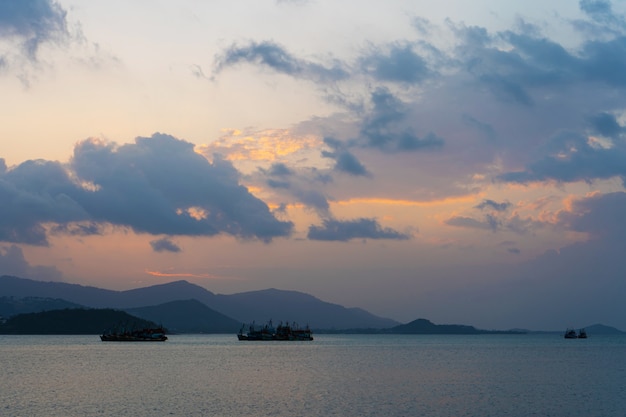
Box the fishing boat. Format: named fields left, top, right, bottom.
left=100, top=326, right=168, bottom=342
left=564, top=328, right=578, bottom=339
left=238, top=320, right=313, bottom=341
left=577, top=328, right=587, bottom=339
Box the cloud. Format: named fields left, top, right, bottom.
left=360, top=44, right=433, bottom=84
left=50, top=222, right=103, bottom=237
left=212, top=40, right=348, bottom=83
left=294, top=188, right=331, bottom=216
left=574, top=0, right=626, bottom=37
left=498, top=130, right=626, bottom=185
left=475, top=199, right=511, bottom=212
left=446, top=4, right=626, bottom=111
left=150, top=237, right=181, bottom=253
left=0, top=133, right=293, bottom=245
left=0, top=159, right=90, bottom=245
left=322, top=137, right=370, bottom=177
left=557, top=191, right=626, bottom=240
left=589, top=111, right=624, bottom=137
left=332, top=151, right=370, bottom=177
left=307, top=217, right=410, bottom=241
left=268, top=162, right=293, bottom=177
left=0, top=244, right=63, bottom=281
left=203, top=3, right=626, bottom=215
left=255, top=161, right=333, bottom=215
left=445, top=215, right=499, bottom=232
left=446, top=201, right=536, bottom=234
left=580, top=0, right=614, bottom=21
left=359, top=87, right=445, bottom=152
left=263, top=162, right=295, bottom=189
left=0, top=0, right=69, bottom=58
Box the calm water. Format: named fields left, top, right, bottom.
left=1, top=333, right=624, bottom=416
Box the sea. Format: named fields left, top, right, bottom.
left=1, top=333, right=624, bottom=417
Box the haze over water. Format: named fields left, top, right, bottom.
left=2, top=334, right=624, bottom=416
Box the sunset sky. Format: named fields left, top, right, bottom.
left=2, top=0, right=626, bottom=330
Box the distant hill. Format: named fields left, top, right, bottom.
left=0, top=275, right=399, bottom=329
left=0, top=296, right=84, bottom=318
left=0, top=308, right=157, bottom=335
left=584, top=324, right=625, bottom=335
left=208, top=288, right=400, bottom=329
left=389, top=318, right=524, bottom=335
left=0, top=275, right=216, bottom=309
left=126, top=299, right=242, bottom=333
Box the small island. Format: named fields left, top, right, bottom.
left=0, top=308, right=159, bottom=335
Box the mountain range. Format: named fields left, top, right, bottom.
left=2, top=275, right=623, bottom=335
left=0, top=275, right=398, bottom=331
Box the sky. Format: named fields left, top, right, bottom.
left=2, top=0, right=626, bottom=331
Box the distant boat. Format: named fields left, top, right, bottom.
left=100, top=326, right=168, bottom=342
left=577, top=328, right=587, bottom=339
left=237, top=320, right=313, bottom=341
left=564, top=328, right=578, bottom=339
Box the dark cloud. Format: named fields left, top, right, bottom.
left=478, top=73, right=534, bottom=106
left=360, top=44, right=432, bottom=84
left=580, top=36, right=626, bottom=87
left=589, top=112, right=624, bottom=137
left=293, top=188, right=330, bottom=215
left=262, top=163, right=294, bottom=189
left=360, top=87, right=444, bottom=152
left=71, top=133, right=293, bottom=241
left=445, top=211, right=535, bottom=234
left=0, top=133, right=293, bottom=245
left=445, top=215, right=498, bottom=232
left=450, top=6, right=626, bottom=110
left=212, top=40, right=348, bottom=83
left=0, top=0, right=69, bottom=58
left=458, top=29, right=576, bottom=106
left=322, top=137, right=370, bottom=177
left=267, top=179, right=291, bottom=189
left=333, top=151, right=370, bottom=177
left=498, top=130, right=626, bottom=185
left=150, top=237, right=181, bottom=253
left=0, top=244, right=63, bottom=281
left=515, top=29, right=626, bottom=90
left=0, top=159, right=89, bottom=245
left=575, top=0, right=626, bottom=36
left=475, top=199, right=511, bottom=212
left=254, top=159, right=333, bottom=216
left=307, top=218, right=410, bottom=241
left=580, top=0, right=614, bottom=20
left=268, top=163, right=293, bottom=177
left=50, top=222, right=103, bottom=237
left=557, top=191, right=626, bottom=241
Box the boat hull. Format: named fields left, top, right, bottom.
left=100, top=335, right=168, bottom=342
left=100, top=327, right=168, bottom=342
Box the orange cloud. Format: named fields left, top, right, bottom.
left=196, top=128, right=322, bottom=164
left=335, top=195, right=478, bottom=207
left=144, top=269, right=222, bottom=279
